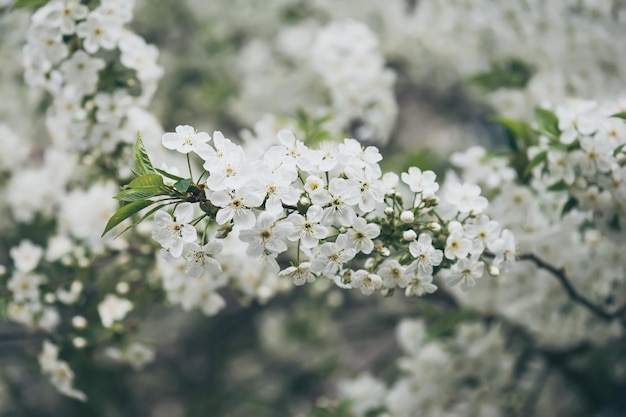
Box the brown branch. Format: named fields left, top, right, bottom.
left=517, top=253, right=626, bottom=322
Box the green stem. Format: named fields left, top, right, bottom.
left=187, top=154, right=194, bottom=183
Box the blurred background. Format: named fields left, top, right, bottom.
left=1, top=0, right=626, bottom=416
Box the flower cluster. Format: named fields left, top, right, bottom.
left=119, top=125, right=515, bottom=312
left=529, top=100, right=626, bottom=237
left=23, top=0, right=163, bottom=151
left=310, top=20, right=397, bottom=143
left=333, top=318, right=578, bottom=417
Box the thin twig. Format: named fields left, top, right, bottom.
left=517, top=253, right=626, bottom=322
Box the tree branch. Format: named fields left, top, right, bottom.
left=517, top=253, right=626, bottom=322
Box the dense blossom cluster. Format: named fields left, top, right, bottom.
left=23, top=0, right=162, bottom=151
left=443, top=100, right=626, bottom=347
left=0, top=0, right=164, bottom=401
left=1, top=0, right=626, bottom=412
left=336, top=319, right=577, bottom=417
left=143, top=125, right=514, bottom=313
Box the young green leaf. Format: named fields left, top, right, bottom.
left=11, top=0, right=49, bottom=9
left=534, top=108, right=560, bottom=138
left=155, top=167, right=185, bottom=182
left=523, top=150, right=547, bottom=176
left=102, top=200, right=154, bottom=237
left=173, top=178, right=192, bottom=193
left=610, top=112, right=626, bottom=120
left=561, top=197, right=578, bottom=217
left=113, top=201, right=176, bottom=238
left=547, top=180, right=568, bottom=191
left=114, top=187, right=164, bottom=202
left=126, top=173, right=164, bottom=189
left=135, top=133, right=155, bottom=174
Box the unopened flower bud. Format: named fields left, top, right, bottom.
left=116, top=282, right=130, bottom=294
left=400, top=211, right=414, bottom=223
left=73, top=337, right=87, bottom=349
left=384, top=207, right=394, bottom=217
left=428, top=222, right=442, bottom=232
left=488, top=265, right=500, bottom=276
left=379, top=247, right=390, bottom=257
left=424, top=196, right=439, bottom=207
left=403, top=230, right=417, bottom=241
left=72, top=315, right=87, bottom=329
left=44, top=293, right=56, bottom=303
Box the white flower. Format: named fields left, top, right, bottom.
left=311, top=234, right=357, bottom=276
left=265, top=129, right=321, bottom=171
left=377, top=260, right=410, bottom=288
left=444, top=258, right=485, bottom=291
left=317, top=178, right=361, bottom=226
left=211, top=188, right=265, bottom=229
left=345, top=164, right=385, bottom=212
left=76, top=12, right=121, bottom=53
left=10, top=240, right=43, bottom=273
left=98, top=294, right=133, bottom=328
left=351, top=270, right=382, bottom=295
left=338, top=138, right=382, bottom=176
left=239, top=213, right=293, bottom=257
left=124, top=343, right=156, bottom=371
left=152, top=203, right=197, bottom=257
left=488, top=229, right=516, bottom=271
left=346, top=217, right=380, bottom=254
left=8, top=273, right=43, bottom=303
left=56, top=281, right=83, bottom=305
left=287, top=205, right=329, bottom=248
left=162, top=124, right=212, bottom=154
left=253, top=162, right=299, bottom=214
left=405, top=274, right=438, bottom=297
left=401, top=167, right=439, bottom=196
left=37, top=354, right=87, bottom=401
left=182, top=241, right=223, bottom=277
left=445, top=182, right=488, bottom=214
left=444, top=228, right=472, bottom=260
left=59, top=50, right=105, bottom=95
left=202, top=132, right=249, bottom=191
left=407, top=233, right=443, bottom=277
left=279, top=262, right=316, bottom=286
left=464, top=215, right=501, bottom=254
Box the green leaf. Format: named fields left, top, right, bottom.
left=102, top=200, right=153, bottom=237
left=610, top=112, right=626, bottom=120
left=561, top=197, right=578, bottom=217
left=547, top=180, right=568, bottom=191
left=534, top=108, right=560, bottom=137
left=524, top=150, right=547, bottom=175
left=493, top=116, right=536, bottom=150
left=126, top=173, right=163, bottom=189
left=155, top=168, right=185, bottom=182
left=11, top=0, right=49, bottom=9
left=613, top=143, right=626, bottom=157
left=467, top=58, right=534, bottom=92
left=134, top=133, right=155, bottom=174
left=114, top=187, right=163, bottom=202
left=173, top=178, right=192, bottom=193
left=113, top=201, right=176, bottom=238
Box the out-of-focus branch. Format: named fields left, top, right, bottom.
left=517, top=253, right=626, bottom=322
